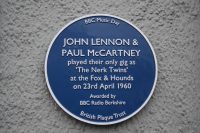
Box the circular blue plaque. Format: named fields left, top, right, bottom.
left=45, top=14, right=157, bottom=125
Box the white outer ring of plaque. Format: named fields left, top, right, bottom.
left=44, top=14, right=158, bottom=125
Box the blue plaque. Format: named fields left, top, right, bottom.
left=45, top=14, right=157, bottom=125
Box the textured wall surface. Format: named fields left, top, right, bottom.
left=0, top=0, right=200, bottom=132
